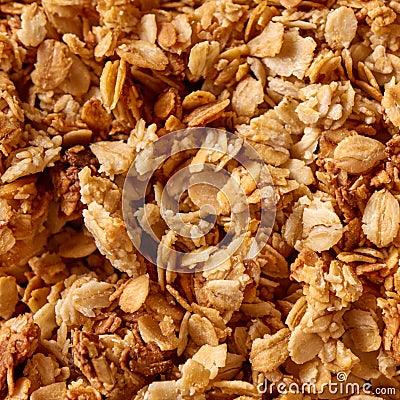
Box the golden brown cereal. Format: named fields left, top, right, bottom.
left=0, top=0, right=400, bottom=398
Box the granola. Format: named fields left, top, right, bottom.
left=0, top=0, right=399, bottom=399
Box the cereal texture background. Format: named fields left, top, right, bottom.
left=0, top=0, right=399, bottom=399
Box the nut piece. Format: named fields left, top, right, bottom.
left=362, top=189, right=400, bottom=248
left=325, top=7, right=358, bottom=49
left=119, top=274, right=150, bottom=313
left=333, top=135, right=386, bottom=174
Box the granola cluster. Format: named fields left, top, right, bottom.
left=0, top=0, right=399, bottom=399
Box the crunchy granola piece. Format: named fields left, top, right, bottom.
left=344, top=309, right=381, bottom=352
left=0, top=176, right=51, bottom=270
left=318, top=340, right=359, bottom=373
left=158, top=15, right=192, bottom=54
left=184, top=99, right=230, bottom=127
left=177, top=358, right=210, bottom=396
left=236, top=109, right=292, bottom=166
left=145, top=381, right=177, bottom=400
left=82, top=203, right=142, bottom=276
left=63, top=379, right=101, bottom=400
left=81, top=99, right=112, bottom=137
left=23, top=353, right=60, bottom=393
left=28, top=253, right=67, bottom=284
left=0, top=276, right=18, bottom=319
left=232, top=77, right=264, bottom=117
left=382, top=78, right=400, bottom=127
left=119, top=274, right=149, bottom=313
left=188, top=313, right=219, bottom=346
left=333, top=135, right=386, bottom=174
left=30, top=382, right=66, bottom=400
left=300, top=195, right=343, bottom=252
left=116, top=41, right=168, bottom=71
left=2, top=133, right=62, bottom=183
left=58, top=230, right=97, bottom=259
left=247, top=22, right=284, bottom=58
left=262, top=30, right=316, bottom=80
left=377, top=295, right=400, bottom=363
left=288, top=327, right=323, bottom=364
left=17, top=3, right=47, bottom=48
left=8, top=377, right=31, bottom=399
left=51, top=146, right=99, bottom=218
left=137, top=315, right=179, bottom=351
left=78, top=167, right=120, bottom=213
left=100, top=59, right=126, bottom=112
left=0, top=113, right=23, bottom=159
left=325, top=261, right=363, bottom=308
left=324, top=7, right=357, bottom=50
left=90, top=139, right=133, bottom=178
left=282, top=159, right=314, bottom=185
left=367, top=1, right=396, bottom=29
left=192, top=344, right=227, bottom=379
left=295, top=81, right=355, bottom=129
left=280, top=0, right=301, bottom=8
left=55, top=275, right=114, bottom=326
left=154, top=88, right=182, bottom=121
left=195, top=279, right=244, bottom=312
left=31, top=40, right=73, bottom=91
left=250, top=328, right=290, bottom=373
left=0, top=314, right=40, bottom=394
left=122, top=336, right=172, bottom=376
left=182, top=91, right=216, bottom=110
left=188, top=41, right=220, bottom=80
left=362, top=189, right=400, bottom=248
left=72, top=331, right=115, bottom=394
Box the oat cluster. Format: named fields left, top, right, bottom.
left=0, top=0, right=400, bottom=399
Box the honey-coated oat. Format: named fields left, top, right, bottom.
left=0, top=1, right=398, bottom=400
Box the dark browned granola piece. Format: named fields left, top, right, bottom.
left=0, top=313, right=40, bottom=394
left=50, top=146, right=98, bottom=218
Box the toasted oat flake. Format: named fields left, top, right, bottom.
left=382, top=78, right=400, bottom=127
left=263, top=30, right=317, bottom=79
left=333, top=135, right=386, bottom=174
left=188, top=41, right=220, bottom=80
left=362, top=189, right=400, bottom=248
left=301, top=196, right=343, bottom=252
left=0, top=276, right=18, bottom=319
left=117, top=41, right=168, bottom=71
left=324, top=7, right=358, bottom=50
left=247, top=22, right=284, bottom=58
left=1, top=0, right=400, bottom=397
left=119, top=274, right=149, bottom=313
left=250, top=328, right=290, bottom=373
